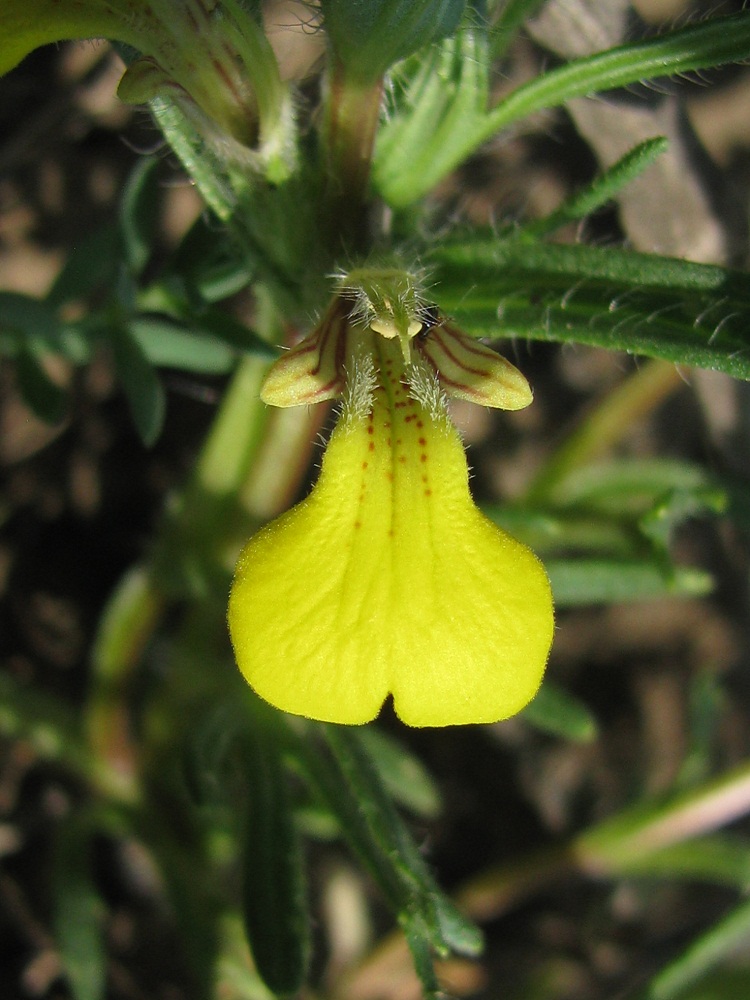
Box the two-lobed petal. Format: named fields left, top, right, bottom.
left=229, top=336, right=553, bottom=727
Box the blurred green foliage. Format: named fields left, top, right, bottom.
left=1, top=2, right=750, bottom=999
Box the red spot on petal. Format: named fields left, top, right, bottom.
left=418, top=437, right=427, bottom=446
left=354, top=520, right=361, bottom=529
left=362, top=461, right=368, bottom=470
left=369, top=441, right=375, bottom=451
left=424, top=489, right=432, bottom=497
left=416, top=420, right=424, bottom=428
left=420, top=453, right=427, bottom=463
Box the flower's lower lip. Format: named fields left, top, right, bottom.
left=229, top=332, right=553, bottom=727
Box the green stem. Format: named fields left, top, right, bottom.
left=380, top=11, right=750, bottom=206
left=460, top=759, right=750, bottom=923
left=484, top=13, right=750, bottom=140
left=86, top=566, right=163, bottom=803
left=0, top=671, right=130, bottom=805
left=85, top=354, right=270, bottom=793
left=629, top=897, right=750, bottom=1000
left=188, top=353, right=272, bottom=506
left=239, top=403, right=329, bottom=524
left=322, top=58, right=384, bottom=252
left=579, top=761, right=750, bottom=872
left=348, top=759, right=750, bottom=993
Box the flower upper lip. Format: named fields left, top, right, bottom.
left=229, top=271, right=554, bottom=727
left=262, top=281, right=533, bottom=412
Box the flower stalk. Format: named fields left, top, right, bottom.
left=321, top=59, right=385, bottom=252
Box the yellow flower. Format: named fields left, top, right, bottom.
left=228, top=270, right=554, bottom=727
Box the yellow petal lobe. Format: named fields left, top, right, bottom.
left=229, top=334, right=553, bottom=727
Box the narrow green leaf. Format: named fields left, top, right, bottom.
left=522, top=136, right=669, bottom=239
left=430, top=240, right=750, bottom=381
left=613, top=835, right=750, bottom=889
left=128, top=315, right=236, bottom=374
left=14, top=345, right=68, bottom=424
left=633, top=898, right=750, bottom=1000
left=378, top=11, right=750, bottom=205
left=53, top=822, right=107, bottom=1000
left=290, top=727, right=405, bottom=912
left=47, top=225, right=121, bottom=308
left=191, top=309, right=277, bottom=358
left=240, top=708, right=309, bottom=997
left=359, top=727, right=442, bottom=819
left=110, top=326, right=166, bottom=446
left=436, top=236, right=750, bottom=291
left=547, top=558, right=713, bottom=606
left=149, top=98, right=236, bottom=223
left=579, top=759, right=750, bottom=870
left=548, top=459, right=717, bottom=511
left=288, top=720, right=482, bottom=963
left=661, top=971, right=750, bottom=1000
left=429, top=891, right=485, bottom=960
left=522, top=682, right=598, bottom=743
left=486, top=12, right=750, bottom=134
left=486, top=505, right=638, bottom=558
left=182, top=702, right=244, bottom=807
left=215, top=914, right=287, bottom=1000
left=374, top=22, right=489, bottom=204
left=402, top=925, right=443, bottom=1000
left=90, top=565, right=163, bottom=686
left=171, top=216, right=253, bottom=304
left=639, top=486, right=726, bottom=552
left=120, top=157, right=162, bottom=276
left=524, top=361, right=689, bottom=505
left=319, top=725, right=483, bottom=959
